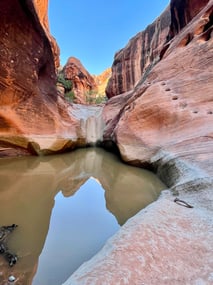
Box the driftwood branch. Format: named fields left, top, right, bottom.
left=0, top=224, right=18, bottom=266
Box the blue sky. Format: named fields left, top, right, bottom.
left=48, top=0, right=169, bottom=75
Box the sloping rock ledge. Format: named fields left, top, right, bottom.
left=61, top=148, right=213, bottom=285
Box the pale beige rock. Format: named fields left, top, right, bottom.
left=70, top=104, right=104, bottom=145
left=62, top=189, right=213, bottom=285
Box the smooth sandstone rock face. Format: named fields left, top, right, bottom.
left=63, top=189, right=213, bottom=285
left=0, top=0, right=98, bottom=155
left=104, top=0, right=213, bottom=177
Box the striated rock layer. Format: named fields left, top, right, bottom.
left=33, top=0, right=60, bottom=69
left=106, top=0, right=210, bottom=98
left=64, top=0, right=213, bottom=284
left=105, top=6, right=171, bottom=98
left=104, top=0, right=213, bottom=178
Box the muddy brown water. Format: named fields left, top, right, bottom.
left=0, top=148, right=166, bottom=285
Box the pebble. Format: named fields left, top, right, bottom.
left=8, top=275, right=16, bottom=282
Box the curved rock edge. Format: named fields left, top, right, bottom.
left=61, top=153, right=213, bottom=285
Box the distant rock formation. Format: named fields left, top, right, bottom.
left=61, top=58, right=110, bottom=104
left=62, top=57, right=97, bottom=104
left=93, top=68, right=111, bottom=95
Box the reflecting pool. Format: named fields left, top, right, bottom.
left=0, top=148, right=166, bottom=285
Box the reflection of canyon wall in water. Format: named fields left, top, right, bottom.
left=0, top=149, right=165, bottom=284
left=0, top=157, right=58, bottom=284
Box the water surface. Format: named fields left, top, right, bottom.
left=0, top=148, right=165, bottom=285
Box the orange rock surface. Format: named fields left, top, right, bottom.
left=104, top=0, right=213, bottom=179
left=33, top=0, right=60, bottom=69
left=0, top=0, right=81, bottom=154
left=62, top=57, right=97, bottom=104
left=93, top=67, right=111, bottom=95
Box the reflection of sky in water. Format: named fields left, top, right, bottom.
left=33, top=178, right=119, bottom=285
left=0, top=148, right=165, bottom=285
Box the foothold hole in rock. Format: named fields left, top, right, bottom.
left=161, top=82, right=166, bottom=86
left=172, top=96, right=178, bottom=100
left=207, top=111, right=213, bottom=114
left=165, top=88, right=171, bottom=91
left=193, top=110, right=198, bottom=114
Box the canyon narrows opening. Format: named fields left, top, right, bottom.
left=0, top=148, right=165, bottom=285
